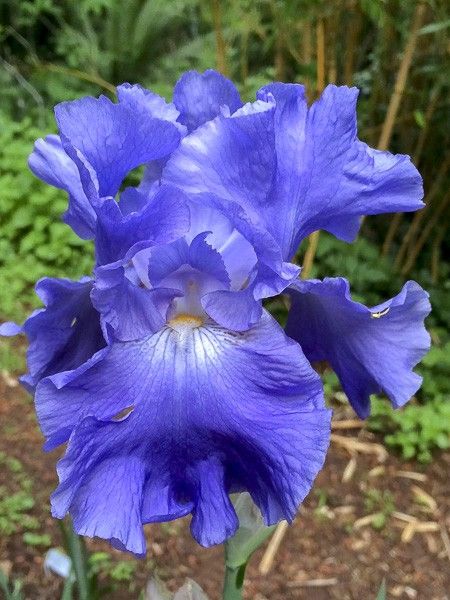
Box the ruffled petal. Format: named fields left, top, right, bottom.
left=187, top=232, right=230, bottom=288
left=202, top=287, right=262, bottom=332
left=94, top=184, right=190, bottom=265
left=91, top=263, right=179, bottom=342
left=28, top=135, right=96, bottom=239
left=116, top=83, right=184, bottom=132
left=3, top=277, right=105, bottom=391
left=0, top=322, right=23, bottom=336
left=52, top=431, right=147, bottom=556
left=263, top=84, right=424, bottom=256
left=165, top=85, right=423, bottom=260
left=173, top=69, right=242, bottom=131
left=193, top=195, right=299, bottom=330
left=92, top=229, right=231, bottom=343
left=163, top=100, right=275, bottom=224
left=286, top=278, right=431, bottom=418
left=43, top=311, right=330, bottom=553
left=54, top=94, right=181, bottom=200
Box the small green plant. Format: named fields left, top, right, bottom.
left=23, top=532, right=52, bottom=547
left=369, top=396, right=450, bottom=463
left=109, top=561, right=137, bottom=583
left=0, top=568, right=24, bottom=600
left=0, top=490, right=38, bottom=535
left=0, top=453, right=41, bottom=536
left=88, top=552, right=136, bottom=584
left=313, top=488, right=333, bottom=521
left=0, top=113, right=93, bottom=325
left=363, top=489, right=395, bottom=530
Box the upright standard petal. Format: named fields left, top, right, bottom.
left=173, top=70, right=242, bottom=131
left=165, top=85, right=423, bottom=260
left=54, top=94, right=181, bottom=201
left=191, top=194, right=299, bottom=331
left=286, top=278, right=431, bottom=418
left=40, top=311, right=330, bottom=553
left=163, top=100, right=275, bottom=225
left=260, top=84, right=424, bottom=256
left=116, top=83, right=184, bottom=131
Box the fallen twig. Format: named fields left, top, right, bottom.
left=258, top=520, right=289, bottom=575
left=287, top=578, right=338, bottom=588
left=395, top=470, right=427, bottom=483
left=331, top=434, right=388, bottom=462
left=411, top=485, right=438, bottom=512
left=399, top=521, right=440, bottom=543
left=353, top=513, right=380, bottom=529
left=342, top=456, right=357, bottom=482
left=331, top=419, right=365, bottom=430
left=392, top=511, right=418, bottom=524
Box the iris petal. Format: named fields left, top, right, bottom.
left=164, top=84, right=423, bottom=260
left=54, top=94, right=181, bottom=202
left=116, top=83, right=184, bottom=132
left=44, top=311, right=330, bottom=553
left=286, top=278, right=431, bottom=418
left=94, top=184, right=190, bottom=265
left=1, top=277, right=105, bottom=391
left=28, top=135, right=96, bottom=239
left=174, top=69, right=242, bottom=131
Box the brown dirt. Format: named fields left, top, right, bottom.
left=0, top=376, right=449, bottom=600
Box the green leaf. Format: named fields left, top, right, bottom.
left=376, top=579, right=386, bottom=600
left=60, top=520, right=90, bottom=600
left=419, top=19, right=450, bottom=35
left=144, top=576, right=173, bottom=600
left=225, top=493, right=276, bottom=569
left=173, top=579, right=209, bottom=599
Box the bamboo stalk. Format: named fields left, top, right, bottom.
left=316, top=18, right=326, bottom=93
left=413, top=84, right=442, bottom=165
left=301, top=20, right=313, bottom=95
left=327, top=14, right=337, bottom=85
left=272, top=1, right=286, bottom=81
left=394, top=159, right=449, bottom=270
left=381, top=212, right=403, bottom=256
left=431, top=224, right=446, bottom=283
left=240, top=30, right=249, bottom=87
left=343, top=0, right=361, bottom=86
left=377, top=2, right=427, bottom=151
left=367, top=9, right=393, bottom=146
left=401, top=192, right=450, bottom=276
left=301, top=17, right=326, bottom=280
left=381, top=83, right=442, bottom=256
left=211, top=0, right=228, bottom=76
left=301, top=231, right=320, bottom=279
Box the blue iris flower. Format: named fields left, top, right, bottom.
left=0, top=70, right=430, bottom=556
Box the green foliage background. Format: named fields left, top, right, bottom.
left=0, top=0, right=449, bottom=460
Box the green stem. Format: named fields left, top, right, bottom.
left=223, top=563, right=246, bottom=600
left=59, top=520, right=89, bottom=600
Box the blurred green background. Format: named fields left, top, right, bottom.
left=0, top=0, right=449, bottom=461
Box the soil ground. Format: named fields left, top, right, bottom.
left=0, top=375, right=449, bottom=600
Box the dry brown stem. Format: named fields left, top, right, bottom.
left=211, top=0, right=228, bottom=75
left=377, top=2, right=427, bottom=150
